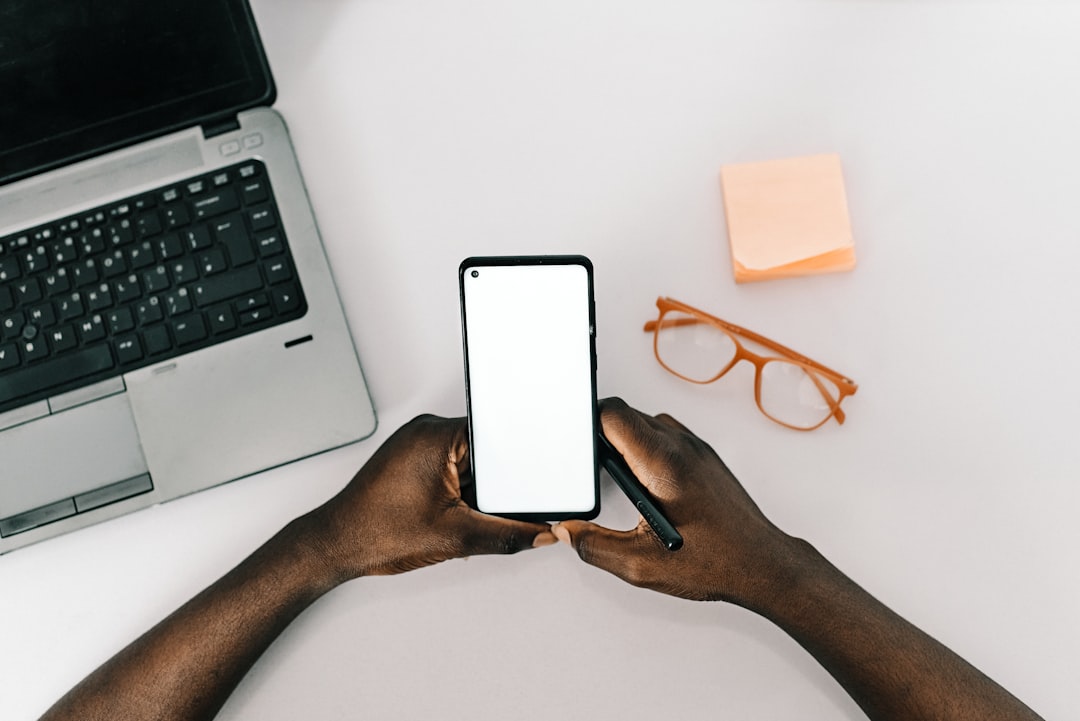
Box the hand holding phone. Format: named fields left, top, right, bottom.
left=597, top=433, right=683, bottom=551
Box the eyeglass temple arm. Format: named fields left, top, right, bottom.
left=643, top=316, right=857, bottom=395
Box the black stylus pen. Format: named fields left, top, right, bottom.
left=597, top=434, right=684, bottom=551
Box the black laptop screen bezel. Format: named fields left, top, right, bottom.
left=0, top=0, right=276, bottom=187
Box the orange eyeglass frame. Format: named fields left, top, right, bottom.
left=644, top=297, right=858, bottom=430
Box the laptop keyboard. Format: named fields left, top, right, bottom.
left=0, top=160, right=307, bottom=416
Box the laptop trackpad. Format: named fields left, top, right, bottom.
left=0, top=393, right=148, bottom=516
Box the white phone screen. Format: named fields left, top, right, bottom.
left=460, top=258, right=598, bottom=518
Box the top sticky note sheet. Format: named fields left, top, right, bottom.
left=719, top=153, right=856, bottom=283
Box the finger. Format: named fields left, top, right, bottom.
left=452, top=508, right=556, bottom=556
left=653, top=412, right=691, bottom=433
left=597, top=396, right=652, bottom=452
left=448, top=425, right=474, bottom=489
left=598, top=398, right=672, bottom=475
left=555, top=520, right=659, bottom=588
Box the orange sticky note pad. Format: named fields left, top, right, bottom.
left=720, top=153, right=856, bottom=283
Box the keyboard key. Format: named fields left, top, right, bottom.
left=249, top=206, right=276, bottom=231
left=265, top=260, right=292, bottom=285
left=80, top=229, right=106, bottom=256
left=22, top=248, right=49, bottom=273
left=133, top=193, right=157, bottom=212
left=0, top=286, right=13, bottom=312
left=78, top=315, right=107, bottom=344
left=114, top=275, right=142, bottom=303
left=107, top=307, right=135, bottom=334
left=235, top=293, right=268, bottom=312
left=136, top=211, right=163, bottom=238
left=182, top=225, right=213, bottom=251
left=21, top=337, right=49, bottom=363
left=101, top=250, right=128, bottom=277
left=163, top=203, right=190, bottom=228
left=85, top=210, right=106, bottom=225
left=108, top=221, right=135, bottom=246
left=192, top=187, right=239, bottom=220
left=239, top=308, right=271, bottom=326
left=241, top=179, right=268, bottom=205
left=136, top=297, right=164, bottom=325
left=115, top=336, right=143, bottom=364
left=171, top=258, right=198, bottom=284
left=43, top=269, right=71, bottom=295
left=14, top=278, right=42, bottom=304
left=27, top=303, right=56, bottom=327
left=198, top=249, right=227, bottom=276
left=164, top=289, right=192, bottom=316
left=0, top=256, right=20, bottom=281
left=129, top=241, right=155, bottom=269
left=144, top=265, right=171, bottom=293
left=144, top=325, right=172, bottom=355
left=50, top=238, right=78, bottom=264
left=192, top=266, right=261, bottom=307
left=172, top=314, right=207, bottom=346
left=212, top=215, right=254, bottom=266
left=86, top=285, right=113, bottom=312
left=48, top=325, right=77, bottom=353
left=0, top=344, right=114, bottom=406
left=72, top=260, right=99, bottom=287
left=1, top=312, right=24, bottom=341
left=57, top=293, right=85, bottom=321
left=255, top=231, right=283, bottom=258
left=156, top=233, right=184, bottom=260
left=0, top=342, right=17, bottom=371
left=208, top=305, right=237, bottom=334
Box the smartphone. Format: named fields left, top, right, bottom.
left=459, top=255, right=600, bottom=521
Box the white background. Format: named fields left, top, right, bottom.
left=3, top=1, right=1078, bottom=719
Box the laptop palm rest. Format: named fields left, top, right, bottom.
left=0, top=394, right=149, bottom=530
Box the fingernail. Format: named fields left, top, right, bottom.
left=532, top=531, right=558, bottom=548
left=552, top=524, right=571, bottom=545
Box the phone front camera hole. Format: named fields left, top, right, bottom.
left=471, top=270, right=479, bottom=278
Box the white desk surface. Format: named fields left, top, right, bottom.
left=3, top=1, right=1078, bottom=719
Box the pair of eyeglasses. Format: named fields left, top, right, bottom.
left=644, top=297, right=857, bottom=431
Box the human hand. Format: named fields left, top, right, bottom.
left=555, top=398, right=800, bottom=607
left=303, top=414, right=557, bottom=584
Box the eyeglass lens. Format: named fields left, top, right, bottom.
left=654, top=311, right=737, bottom=382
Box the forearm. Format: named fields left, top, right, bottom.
left=40, top=514, right=338, bottom=721
left=750, top=537, right=1043, bottom=721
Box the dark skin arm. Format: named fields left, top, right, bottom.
left=39, top=415, right=555, bottom=721
left=555, top=397, right=1044, bottom=721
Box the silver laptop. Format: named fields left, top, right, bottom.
left=0, top=0, right=377, bottom=554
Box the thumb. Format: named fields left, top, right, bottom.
left=554, top=520, right=649, bottom=584
left=454, top=509, right=557, bottom=556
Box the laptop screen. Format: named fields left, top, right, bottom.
left=0, top=0, right=274, bottom=186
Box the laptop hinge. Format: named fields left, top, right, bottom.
left=201, top=115, right=241, bottom=140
